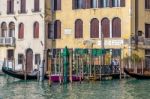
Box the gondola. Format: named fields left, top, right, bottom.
left=2, top=66, right=40, bottom=80
left=2, top=66, right=81, bottom=81
left=124, top=68, right=150, bottom=79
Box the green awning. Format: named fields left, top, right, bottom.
left=92, top=49, right=106, bottom=56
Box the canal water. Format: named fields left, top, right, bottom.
left=0, top=75, right=150, bottom=99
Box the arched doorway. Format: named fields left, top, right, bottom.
left=26, top=48, right=33, bottom=72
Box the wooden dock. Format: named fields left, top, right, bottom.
left=85, top=73, right=125, bottom=81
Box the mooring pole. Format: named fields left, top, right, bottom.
left=63, top=46, right=69, bottom=84
left=39, top=59, right=44, bottom=82
left=69, top=50, right=73, bottom=83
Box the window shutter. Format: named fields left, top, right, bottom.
left=112, top=18, right=121, bottom=38
left=109, top=0, right=112, bottom=7
left=57, top=0, right=61, bottom=10
left=75, top=19, right=83, bottom=38
left=57, top=21, right=61, bottom=39
left=121, top=0, right=125, bottom=7
left=82, top=0, right=86, bottom=9
left=101, top=18, right=110, bottom=38
left=19, top=23, right=24, bottom=39
left=36, top=22, right=39, bottom=38
left=34, top=0, right=39, bottom=11
left=72, top=0, right=75, bottom=9
left=54, top=20, right=61, bottom=39
left=98, top=0, right=103, bottom=8
left=21, top=0, right=26, bottom=13
left=34, top=22, right=39, bottom=38
left=86, top=0, right=91, bottom=8
left=146, top=24, right=150, bottom=38
left=11, top=0, right=14, bottom=13
left=145, top=0, right=147, bottom=9
left=7, top=0, right=10, bottom=13
left=91, top=19, right=99, bottom=38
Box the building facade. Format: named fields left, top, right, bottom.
left=47, top=0, right=130, bottom=66
left=46, top=0, right=150, bottom=68
left=0, top=0, right=45, bottom=71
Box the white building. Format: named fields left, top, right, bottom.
left=0, top=0, right=45, bottom=72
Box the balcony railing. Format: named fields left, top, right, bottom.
left=97, top=38, right=128, bottom=47
left=144, top=39, right=150, bottom=45
left=0, top=37, right=15, bottom=46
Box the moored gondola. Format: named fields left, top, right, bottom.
left=124, top=68, right=150, bottom=79
left=2, top=66, right=81, bottom=81
left=2, top=66, right=39, bottom=80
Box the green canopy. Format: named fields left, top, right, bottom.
left=75, top=49, right=88, bottom=55
left=92, top=49, right=106, bottom=56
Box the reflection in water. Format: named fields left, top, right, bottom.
left=0, top=75, right=150, bottom=99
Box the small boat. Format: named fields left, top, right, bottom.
left=124, top=68, right=150, bottom=79
left=2, top=66, right=40, bottom=80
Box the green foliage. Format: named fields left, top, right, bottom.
left=131, top=53, right=141, bottom=63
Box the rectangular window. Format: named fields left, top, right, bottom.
left=112, top=0, right=121, bottom=7
left=145, top=0, right=150, bottom=9
left=7, top=49, right=14, bottom=60
left=91, top=0, right=98, bottom=8
left=103, top=0, right=110, bottom=7
left=35, top=54, right=41, bottom=65
left=18, top=54, right=24, bottom=64
left=48, top=23, right=53, bottom=39
left=72, top=0, right=83, bottom=9
left=33, top=0, right=40, bottom=12
left=7, top=0, right=14, bottom=14
left=145, top=24, right=150, bottom=38
left=54, top=0, right=61, bottom=10
left=20, top=0, right=26, bottom=13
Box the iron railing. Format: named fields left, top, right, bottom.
left=0, top=37, right=15, bottom=46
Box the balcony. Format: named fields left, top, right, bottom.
left=97, top=38, right=128, bottom=47
left=144, top=39, right=150, bottom=45
left=0, top=37, right=15, bottom=46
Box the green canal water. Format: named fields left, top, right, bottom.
left=0, top=75, right=150, bottom=99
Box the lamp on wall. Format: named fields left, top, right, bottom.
left=138, top=30, right=143, bottom=36
left=14, top=16, right=17, bottom=21
left=40, top=14, right=44, bottom=18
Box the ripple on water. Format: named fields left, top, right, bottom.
left=1, top=75, right=150, bottom=99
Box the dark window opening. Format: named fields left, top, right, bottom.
left=20, top=0, right=26, bottom=13
left=18, top=54, right=24, bottom=64
left=54, top=0, right=61, bottom=10
left=35, top=54, right=41, bottom=65
left=75, top=19, right=83, bottom=38
left=54, top=20, right=61, bottom=39
left=7, top=0, right=14, bottom=14
left=145, top=24, right=150, bottom=38
left=7, top=50, right=14, bottom=60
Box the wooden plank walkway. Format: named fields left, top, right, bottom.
left=85, top=73, right=125, bottom=81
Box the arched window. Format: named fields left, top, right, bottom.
left=18, top=23, right=24, bottom=39
left=90, top=18, right=99, bottom=38
left=101, top=18, right=110, bottom=38
left=7, top=0, right=14, bottom=14
left=112, top=17, right=121, bottom=38
left=75, top=19, right=83, bottom=38
left=1, top=22, right=7, bottom=37
left=9, top=22, right=15, bottom=37
left=20, top=0, right=26, bottom=13
left=33, top=22, right=39, bottom=38
left=54, top=20, right=61, bottom=39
